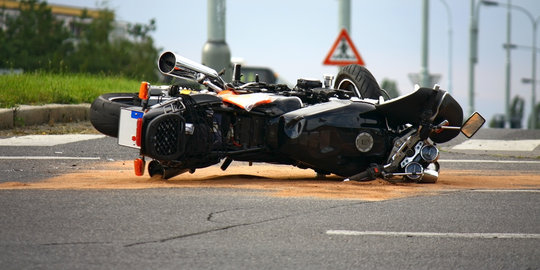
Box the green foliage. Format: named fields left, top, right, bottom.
left=0, top=0, right=159, bottom=81
left=0, top=72, right=140, bottom=108
left=0, top=0, right=72, bottom=71
left=380, top=78, right=400, bottom=99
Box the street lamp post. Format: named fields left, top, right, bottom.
left=485, top=1, right=539, bottom=129
left=469, top=0, right=498, bottom=117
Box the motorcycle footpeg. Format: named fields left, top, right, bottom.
left=344, top=164, right=383, bottom=182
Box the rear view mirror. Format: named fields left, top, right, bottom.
left=461, top=112, right=485, bottom=138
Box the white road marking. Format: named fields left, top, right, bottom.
left=452, top=139, right=540, bottom=151
left=469, top=189, right=540, bottom=193
left=0, top=156, right=100, bottom=160
left=326, top=230, right=540, bottom=239
left=439, top=159, right=540, bottom=164
left=0, top=134, right=106, bottom=147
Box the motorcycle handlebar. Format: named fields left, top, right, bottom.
left=344, top=164, right=382, bottom=182
left=344, top=171, right=370, bottom=182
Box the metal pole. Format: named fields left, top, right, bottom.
left=338, top=0, right=351, bottom=32
left=504, top=0, right=512, bottom=128
left=468, top=0, right=478, bottom=116
left=338, top=0, right=351, bottom=72
left=506, top=7, right=537, bottom=129
left=202, top=0, right=231, bottom=81
left=532, top=20, right=537, bottom=128
left=208, top=0, right=225, bottom=42
left=440, top=0, right=453, bottom=94
left=421, top=0, right=430, bottom=87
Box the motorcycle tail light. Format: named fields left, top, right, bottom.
left=135, top=118, right=143, bottom=147
left=139, top=81, right=149, bottom=100
left=134, top=158, right=145, bottom=176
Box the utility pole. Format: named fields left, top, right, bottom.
left=202, top=0, right=232, bottom=81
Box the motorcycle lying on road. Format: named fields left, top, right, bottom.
left=90, top=51, right=485, bottom=183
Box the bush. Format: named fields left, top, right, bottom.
left=0, top=0, right=159, bottom=81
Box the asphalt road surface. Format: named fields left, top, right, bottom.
left=0, top=128, right=539, bottom=269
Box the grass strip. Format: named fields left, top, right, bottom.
left=0, top=72, right=142, bottom=108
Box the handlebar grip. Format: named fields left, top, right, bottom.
left=345, top=171, right=370, bottom=182
left=344, top=164, right=382, bottom=182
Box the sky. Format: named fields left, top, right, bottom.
left=50, top=0, right=540, bottom=126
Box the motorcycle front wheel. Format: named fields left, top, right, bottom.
left=334, top=64, right=386, bottom=100
left=90, top=93, right=140, bottom=137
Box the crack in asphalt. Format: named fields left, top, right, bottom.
left=206, top=207, right=246, bottom=223
left=124, top=200, right=375, bottom=248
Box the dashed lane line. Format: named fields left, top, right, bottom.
left=0, top=134, right=106, bottom=147
left=439, top=159, right=540, bottom=164
left=0, top=156, right=100, bottom=160
left=452, top=139, right=540, bottom=151
left=326, top=230, right=540, bottom=239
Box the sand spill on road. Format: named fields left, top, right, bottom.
left=1, top=161, right=539, bottom=201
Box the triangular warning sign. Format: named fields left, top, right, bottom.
left=323, top=28, right=365, bottom=66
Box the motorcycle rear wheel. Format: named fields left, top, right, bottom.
left=334, top=64, right=383, bottom=99
left=90, top=93, right=139, bottom=137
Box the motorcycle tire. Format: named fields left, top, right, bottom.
left=334, top=64, right=383, bottom=99
left=90, top=93, right=139, bottom=137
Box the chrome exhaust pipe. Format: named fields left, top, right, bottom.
left=420, top=168, right=439, bottom=183
left=158, top=51, right=221, bottom=83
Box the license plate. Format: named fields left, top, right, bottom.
left=118, top=107, right=143, bottom=149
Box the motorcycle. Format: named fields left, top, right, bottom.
left=90, top=51, right=485, bottom=183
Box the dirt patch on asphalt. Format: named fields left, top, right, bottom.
left=1, top=162, right=539, bottom=200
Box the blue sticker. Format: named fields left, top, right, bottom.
left=131, top=111, right=143, bottom=119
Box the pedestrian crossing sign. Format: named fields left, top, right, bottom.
left=323, top=28, right=365, bottom=66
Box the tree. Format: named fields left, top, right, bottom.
left=0, top=0, right=159, bottom=81
left=380, top=78, right=400, bottom=99
left=0, top=0, right=72, bottom=71
left=66, top=8, right=159, bottom=80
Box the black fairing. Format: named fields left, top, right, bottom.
left=278, top=100, right=389, bottom=176
left=376, top=87, right=440, bottom=126
left=376, top=87, right=463, bottom=143
left=429, top=93, right=463, bottom=143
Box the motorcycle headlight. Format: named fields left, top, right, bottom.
left=420, top=145, right=439, bottom=162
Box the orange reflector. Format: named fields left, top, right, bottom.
left=134, top=158, right=145, bottom=176
left=435, top=122, right=449, bottom=134
left=135, top=118, right=143, bottom=147
left=139, top=81, right=149, bottom=100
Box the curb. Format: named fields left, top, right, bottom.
left=0, top=104, right=90, bottom=130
